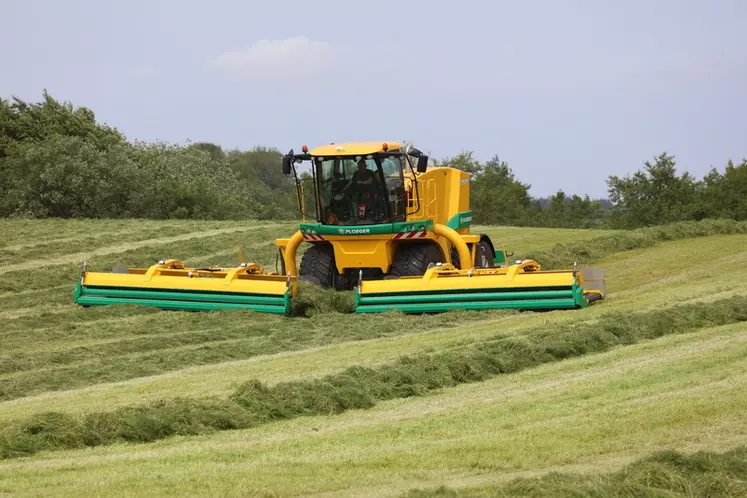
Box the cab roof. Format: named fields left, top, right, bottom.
left=309, top=141, right=403, bottom=156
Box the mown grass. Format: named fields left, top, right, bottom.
left=0, top=309, right=507, bottom=401
left=1, top=297, right=743, bottom=460
left=3, top=231, right=745, bottom=425
left=0, top=218, right=283, bottom=247
left=471, top=225, right=620, bottom=257
left=0, top=313, right=532, bottom=424
left=0, top=226, right=291, bottom=293
left=0, top=224, right=233, bottom=267
left=527, top=218, right=747, bottom=269
left=1, top=218, right=746, bottom=496
left=2, top=320, right=745, bottom=497
left=404, top=446, right=747, bottom=497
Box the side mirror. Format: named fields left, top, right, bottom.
left=282, top=155, right=292, bottom=175
left=416, top=155, right=428, bottom=173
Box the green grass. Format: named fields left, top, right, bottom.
left=2, top=320, right=746, bottom=496
left=526, top=218, right=747, bottom=269
left=1, top=297, right=744, bottom=460
left=0, top=309, right=509, bottom=402
left=404, top=446, right=747, bottom=497
left=0, top=218, right=746, bottom=497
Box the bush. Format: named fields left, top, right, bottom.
left=0, top=92, right=298, bottom=220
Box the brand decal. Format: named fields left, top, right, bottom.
left=339, top=228, right=371, bottom=235
left=460, top=216, right=472, bottom=224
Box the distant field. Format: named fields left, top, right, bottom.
left=0, top=219, right=746, bottom=497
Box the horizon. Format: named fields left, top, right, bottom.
left=2, top=0, right=745, bottom=197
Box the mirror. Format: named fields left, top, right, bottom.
left=282, top=155, right=292, bottom=175
left=416, top=155, right=428, bottom=173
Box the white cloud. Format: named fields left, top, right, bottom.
left=211, top=37, right=340, bottom=77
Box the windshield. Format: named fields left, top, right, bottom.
left=314, top=156, right=405, bottom=225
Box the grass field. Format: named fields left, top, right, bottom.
left=0, top=218, right=746, bottom=497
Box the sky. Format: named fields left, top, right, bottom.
left=2, top=0, right=746, bottom=197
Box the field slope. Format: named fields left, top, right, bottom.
left=0, top=219, right=746, bottom=497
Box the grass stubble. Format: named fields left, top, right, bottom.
left=1, top=218, right=747, bottom=496
left=1, top=296, right=744, bottom=461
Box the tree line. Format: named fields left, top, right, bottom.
left=435, top=151, right=747, bottom=229
left=0, top=91, right=297, bottom=220
left=1, top=91, right=745, bottom=229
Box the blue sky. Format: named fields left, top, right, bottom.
left=2, top=0, right=745, bottom=197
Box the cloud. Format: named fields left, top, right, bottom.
left=211, top=37, right=340, bottom=77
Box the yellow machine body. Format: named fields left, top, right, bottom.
left=355, top=261, right=606, bottom=313
left=73, top=141, right=606, bottom=315
left=278, top=142, right=487, bottom=276
left=74, top=260, right=294, bottom=314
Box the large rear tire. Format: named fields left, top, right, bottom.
left=390, top=243, right=443, bottom=277
left=299, top=244, right=336, bottom=289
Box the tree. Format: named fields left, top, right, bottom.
left=432, top=150, right=482, bottom=175
left=606, top=153, right=703, bottom=228
left=189, top=142, right=226, bottom=162
left=471, top=155, right=534, bottom=226
left=0, top=90, right=125, bottom=158
left=0, top=91, right=299, bottom=220
left=702, top=159, right=747, bottom=221
left=0, top=135, right=140, bottom=218
left=435, top=152, right=533, bottom=226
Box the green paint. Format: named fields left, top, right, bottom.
left=493, top=251, right=507, bottom=265
left=355, top=284, right=591, bottom=314
left=359, top=290, right=576, bottom=305
left=574, top=281, right=588, bottom=308
left=356, top=299, right=579, bottom=314
left=74, top=281, right=290, bottom=314
left=301, top=220, right=433, bottom=236
left=446, top=210, right=473, bottom=230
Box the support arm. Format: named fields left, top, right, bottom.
left=434, top=224, right=472, bottom=270
left=281, top=230, right=305, bottom=277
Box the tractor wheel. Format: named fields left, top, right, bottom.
left=299, top=244, right=336, bottom=289
left=476, top=240, right=495, bottom=268
left=450, top=247, right=461, bottom=270
left=390, top=243, right=443, bottom=277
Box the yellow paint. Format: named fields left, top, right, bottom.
left=82, top=261, right=292, bottom=296
left=434, top=224, right=472, bottom=271
left=309, top=141, right=403, bottom=156
left=80, top=141, right=604, bottom=306
left=281, top=230, right=304, bottom=278
left=406, top=167, right=471, bottom=230
left=359, top=261, right=577, bottom=295
left=277, top=147, right=482, bottom=275
left=325, top=235, right=395, bottom=273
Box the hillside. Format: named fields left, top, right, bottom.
left=0, top=219, right=746, bottom=497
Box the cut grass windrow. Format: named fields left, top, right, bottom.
left=403, top=445, right=747, bottom=497
left=1, top=296, right=745, bottom=460
left=527, top=218, right=747, bottom=269
left=0, top=308, right=509, bottom=400
left=0, top=224, right=293, bottom=275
